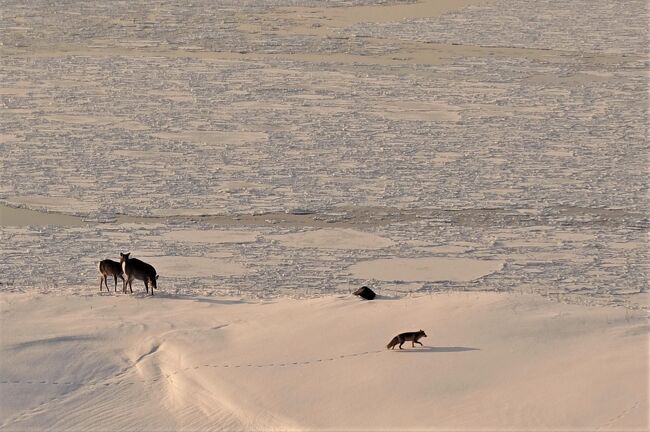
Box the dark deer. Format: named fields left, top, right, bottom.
left=120, top=252, right=158, bottom=295
left=98, top=259, right=125, bottom=292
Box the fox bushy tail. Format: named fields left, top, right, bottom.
left=387, top=336, right=399, bottom=349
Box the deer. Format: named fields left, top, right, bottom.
left=120, top=252, right=158, bottom=295
left=98, top=259, right=125, bottom=292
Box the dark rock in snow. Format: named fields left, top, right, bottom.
left=353, top=286, right=376, bottom=300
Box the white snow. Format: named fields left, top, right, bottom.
left=349, top=257, right=504, bottom=282
left=0, top=292, right=646, bottom=430
left=0, top=0, right=648, bottom=429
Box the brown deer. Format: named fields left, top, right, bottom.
left=120, top=252, right=158, bottom=295
left=98, top=259, right=125, bottom=292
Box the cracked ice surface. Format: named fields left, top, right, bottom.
left=1, top=0, right=648, bottom=309
left=344, top=0, right=649, bottom=55
left=2, top=54, right=646, bottom=215
left=1, top=211, right=647, bottom=310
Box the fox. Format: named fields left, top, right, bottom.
left=120, top=252, right=158, bottom=295
left=98, top=259, right=125, bottom=292
left=387, top=330, right=427, bottom=350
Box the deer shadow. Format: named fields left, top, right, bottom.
left=151, top=292, right=253, bottom=305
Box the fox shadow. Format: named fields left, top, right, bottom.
left=392, top=346, right=480, bottom=353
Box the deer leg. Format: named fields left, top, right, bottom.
left=144, top=280, right=149, bottom=294
left=100, top=276, right=104, bottom=291
left=123, top=277, right=132, bottom=294
left=113, top=275, right=118, bottom=292
left=128, top=280, right=133, bottom=294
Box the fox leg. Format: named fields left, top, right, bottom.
left=415, top=340, right=423, bottom=346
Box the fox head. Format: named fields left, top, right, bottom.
left=419, top=330, right=427, bottom=338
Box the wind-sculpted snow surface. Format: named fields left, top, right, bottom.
left=1, top=0, right=647, bottom=309
left=1, top=293, right=645, bottom=430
